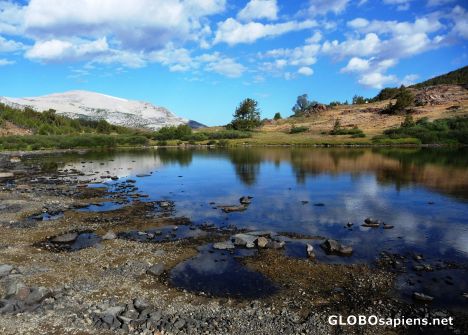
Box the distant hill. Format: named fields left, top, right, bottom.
left=0, top=90, right=203, bottom=130
left=412, top=66, right=468, bottom=88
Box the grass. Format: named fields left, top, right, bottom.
left=0, top=134, right=149, bottom=151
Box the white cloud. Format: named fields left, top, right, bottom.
left=25, top=38, right=109, bottom=62
left=383, top=0, right=413, bottom=11
left=237, top=0, right=278, bottom=22
left=204, top=55, right=246, bottom=77
left=22, top=0, right=225, bottom=51
left=306, top=31, right=322, bottom=43
left=308, top=0, right=350, bottom=16
left=401, top=74, right=419, bottom=86
left=0, top=58, right=14, bottom=66
left=450, top=6, right=468, bottom=39
left=0, top=35, right=24, bottom=52
left=298, top=66, right=313, bottom=76
left=0, top=1, right=25, bottom=34
left=347, top=18, right=369, bottom=29
left=358, top=72, right=397, bottom=89
left=427, top=0, right=455, bottom=6
left=340, top=57, right=370, bottom=73
left=214, top=18, right=317, bottom=45
left=322, top=33, right=381, bottom=58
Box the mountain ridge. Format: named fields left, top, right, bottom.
left=0, top=90, right=204, bottom=130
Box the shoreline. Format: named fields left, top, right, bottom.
left=0, top=150, right=467, bottom=334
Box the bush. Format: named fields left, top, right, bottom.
left=383, top=86, right=415, bottom=114
left=230, top=98, right=261, bottom=130
left=153, top=124, right=193, bottom=140
left=376, top=116, right=468, bottom=144
left=218, top=139, right=229, bottom=147
left=290, top=126, right=308, bottom=134
left=273, top=112, right=282, bottom=120
left=330, top=119, right=365, bottom=136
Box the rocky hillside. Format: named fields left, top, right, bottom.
left=0, top=91, right=204, bottom=130
left=261, top=84, right=468, bottom=137
left=412, top=66, right=468, bottom=88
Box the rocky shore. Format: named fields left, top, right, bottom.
left=0, top=152, right=467, bottom=335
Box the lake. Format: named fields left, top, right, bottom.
left=26, top=146, right=468, bottom=307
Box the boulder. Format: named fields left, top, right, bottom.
left=133, top=298, right=149, bottom=312
left=146, top=264, right=165, bottom=277
left=362, top=218, right=380, bottom=228
left=0, top=172, right=14, bottom=179
left=321, top=239, right=353, bottom=256
left=266, top=240, right=285, bottom=249
left=256, top=237, right=269, bottom=248
left=232, top=234, right=257, bottom=248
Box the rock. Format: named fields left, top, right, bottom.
left=0, top=172, right=14, bottom=179
left=266, top=240, right=285, bottom=249
left=24, top=287, right=52, bottom=305
left=103, top=306, right=125, bottom=317
left=314, top=203, right=325, bottom=207
left=383, top=224, right=394, bottom=229
left=463, top=293, right=468, bottom=299
left=239, top=196, right=253, bottom=205
left=362, top=218, right=380, bottom=228
left=413, top=292, right=434, bottom=302
left=221, top=205, right=247, bottom=213
left=136, top=174, right=151, bottom=177
left=306, top=244, right=315, bottom=258
left=102, top=231, right=117, bottom=240
left=146, top=264, right=165, bottom=277
left=51, top=232, right=79, bottom=243
left=213, top=241, right=235, bottom=250
left=232, top=234, right=257, bottom=248
left=174, top=318, right=186, bottom=330
left=256, top=237, right=269, bottom=248
left=0, top=265, right=13, bottom=278
left=133, top=298, right=149, bottom=312
left=321, top=239, right=353, bottom=256
left=346, top=222, right=353, bottom=228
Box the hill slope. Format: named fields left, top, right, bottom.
left=0, top=90, right=201, bottom=130
left=412, top=66, right=468, bottom=88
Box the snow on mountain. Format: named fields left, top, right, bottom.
left=0, top=90, right=201, bottom=130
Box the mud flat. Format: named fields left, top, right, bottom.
left=0, top=151, right=467, bottom=335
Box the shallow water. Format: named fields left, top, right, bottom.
left=27, top=147, right=468, bottom=302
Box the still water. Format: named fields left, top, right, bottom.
left=30, top=147, right=468, bottom=304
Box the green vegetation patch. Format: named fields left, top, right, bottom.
left=374, top=116, right=468, bottom=145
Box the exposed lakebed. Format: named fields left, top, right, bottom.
left=1, top=147, right=467, bottom=333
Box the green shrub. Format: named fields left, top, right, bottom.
left=289, top=126, right=308, bottom=134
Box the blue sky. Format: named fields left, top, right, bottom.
left=0, top=0, right=467, bottom=125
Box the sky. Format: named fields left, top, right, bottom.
left=0, top=0, right=467, bottom=126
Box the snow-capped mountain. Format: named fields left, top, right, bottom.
left=0, top=90, right=204, bottom=130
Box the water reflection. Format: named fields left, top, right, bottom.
left=27, top=147, right=468, bottom=264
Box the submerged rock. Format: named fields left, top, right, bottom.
left=413, top=292, right=434, bottom=302
left=362, top=218, right=381, bottom=228
left=213, top=241, right=235, bottom=250
left=266, top=240, right=285, bottom=249
left=321, top=239, right=353, bottom=256
left=51, top=232, right=79, bottom=243
left=239, top=196, right=253, bottom=205
left=221, top=205, right=247, bottom=213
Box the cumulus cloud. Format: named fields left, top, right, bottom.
left=0, top=58, right=14, bottom=66
left=0, top=1, right=25, bottom=34
left=450, top=5, right=468, bottom=39
left=204, top=54, right=246, bottom=77
left=0, top=35, right=24, bottom=52
left=383, top=0, right=413, bottom=11
left=308, top=0, right=350, bottom=16
left=25, top=38, right=109, bottom=62
left=237, top=0, right=278, bottom=22
left=358, top=72, right=397, bottom=88
left=214, top=18, right=317, bottom=45
left=297, top=66, right=313, bottom=76
left=21, top=0, right=225, bottom=51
